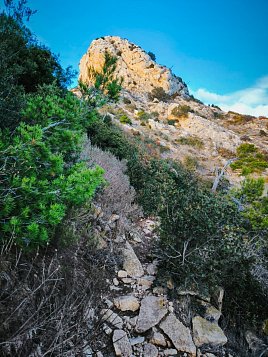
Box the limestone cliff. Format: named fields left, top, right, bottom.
left=79, top=36, right=189, bottom=97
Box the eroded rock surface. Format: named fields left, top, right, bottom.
left=79, top=36, right=189, bottom=96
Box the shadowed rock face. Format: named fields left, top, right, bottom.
left=79, top=36, right=189, bottom=96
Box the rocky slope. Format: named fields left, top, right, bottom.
left=79, top=36, right=189, bottom=97
left=79, top=36, right=268, bottom=188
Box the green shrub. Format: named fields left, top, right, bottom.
left=119, top=114, right=132, bottom=125
left=167, top=119, right=176, bottom=126
left=0, top=122, right=103, bottom=247
left=88, top=51, right=122, bottom=101
left=136, top=110, right=150, bottom=121
left=176, top=136, right=204, bottom=148
left=171, top=105, right=193, bottom=117
left=231, top=143, right=268, bottom=175
left=148, top=51, right=156, bottom=61
left=148, top=87, right=170, bottom=102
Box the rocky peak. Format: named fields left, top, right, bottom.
left=79, top=36, right=189, bottom=97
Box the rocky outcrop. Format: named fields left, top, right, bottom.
left=79, top=36, right=189, bottom=96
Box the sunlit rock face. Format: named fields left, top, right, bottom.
left=79, top=36, right=189, bottom=97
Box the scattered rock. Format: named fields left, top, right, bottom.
left=101, top=309, right=123, bottom=329
left=121, top=278, right=134, bottom=284
left=160, top=313, right=196, bottom=355
left=113, top=278, right=120, bottom=286
left=129, top=336, right=145, bottom=346
left=192, top=316, right=227, bottom=347
left=102, top=323, right=112, bottom=335
left=204, top=304, right=222, bottom=323
left=118, top=270, right=128, bottom=278
left=136, top=296, right=168, bottom=333
left=163, top=348, right=178, bottom=356
left=114, top=295, right=140, bottom=312
left=143, top=343, right=158, bottom=357
left=113, top=329, right=132, bottom=357
left=146, top=263, right=157, bottom=275
left=149, top=327, right=167, bottom=347
left=137, top=275, right=155, bottom=290
left=122, top=242, right=144, bottom=278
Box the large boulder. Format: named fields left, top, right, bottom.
left=192, top=316, right=227, bottom=347
left=159, top=313, right=196, bottom=355
left=122, top=241, right=144, bottom=278
left=114, top=295, right=140, bottom=312
left=136, top=296, right=168, bottom=332
left=113, top=329, right=132, bottom=356
left=79, top=36, right=189, bottom=97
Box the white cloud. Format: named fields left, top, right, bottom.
left=191, top=76, right=268, bottom=117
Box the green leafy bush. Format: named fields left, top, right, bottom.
left=0, top=120, right=104, bottom=247
left=119, top=114, right=132, bottom=125
left=231, top=143, right=268, bottom=175
left=171, top=105, right=193, bottom=118
left=89, top=51, right=123, bottom=101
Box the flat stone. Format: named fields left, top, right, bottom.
left=122, top=242, right=144, bottom=277
left=101, top=309, right=123, bottom=329
left=129, top=336, right=145, bottom=346
left=137, top=275, right=155, bottom=290
left=114, top=295, right=140, bottom=312
left=122, top=278, right=134, bottom=284
left=163, top=349, right=178, bottom=356
left=118, top=270, right=128, bottom=278
left=160, top=313, right=196, bottom=355
left=113, top=329, right=132, bottom=356
left=192, top=316, right=227, bottom=347
left=150, top=328, right=166, bottom=347
left=136, top=296, right=168, bottom=333
left=143, top=343, right=158, bottom=357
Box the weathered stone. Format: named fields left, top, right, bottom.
left=136, top=296, right=168, bottom=333
left=79, top=36, right=189, bottom=96
left=146, top=263, right=157, bottom=275
left=163, top=349, right=178, bottom=356
left=113, top=278, right=120, bottom=286
left=114, top=295, right=140, bottom=312
left=159, top=313, right=196, bottom=355
left=150, top=327, right=167, bottom=347
left=137, top=275, right=155, bottom=290
left=192, top=316, right=227, bottom=347
left=96, top=352, right=104, bottom=357
left=204, top=304, right=222, bottom=323
left=121, top=278, right=134, bottom=284
left=102, top=323, right=112, bottom=335
left=113, top=329, right=132, bottom=356
left=101, top=309, right=123, bottom=329
left=122, top=242, right=144, bottom=278
left=129, top=336, right=145, bottom=346
left=143, top=343, right=158, bottom=357
left=118, top=270, right=128, bottom=278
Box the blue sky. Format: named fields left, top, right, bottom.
left=2, top=0, right=268, bottom=115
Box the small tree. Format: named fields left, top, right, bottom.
left=89, top=51, right=123, bottom=101
left=148, top=51, right=156, bottom=61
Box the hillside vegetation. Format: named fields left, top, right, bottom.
left=0, top=2, right=267, bottom=356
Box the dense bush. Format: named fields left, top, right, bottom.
left=148, top=87, right=171, bottom=102
left=0, top=6, right=74, bottom=131
left=231, top=143, right=268, bottom=175
left=176, top=135, right=204, bottom=148
left=0, top=109, right=104, bottom=247
left=171, top=104, right=193, bottom=118
left=119, top=114, right=132, bottom=124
